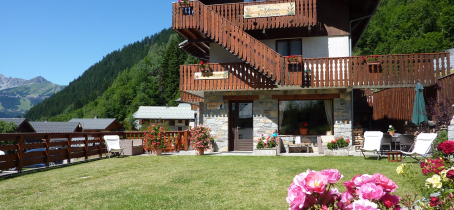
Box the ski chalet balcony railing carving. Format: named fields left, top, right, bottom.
left=180, top=53, right=451, bottom=96
left=173, top=0, right=286, bottom=83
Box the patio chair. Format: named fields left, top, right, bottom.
left=360, top=131, right=384, bottom=161
left=401, top=133, right=437, bottom=163
left=103, top=135, right=124, bottom=158
left=317, top=135, right=334, bottom=154
left=380, top=133, right=393, bottom=154
left=397, top=134, right=415, bottom=152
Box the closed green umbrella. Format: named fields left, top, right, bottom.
left=412, top=81, right=428, bottom=125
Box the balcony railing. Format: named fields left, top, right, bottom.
left=180, top=53, right=451, bottom=95
left=207, top=0, right=317, bottom=30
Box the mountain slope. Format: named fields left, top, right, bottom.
left=0, top=74, right=27, bottom=90
left=0, top=76, right=65, bottom=118
left=354, top=0, right=454, bottom=55
left=24, top=28, right=175, bottom=121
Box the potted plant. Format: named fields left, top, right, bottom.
left=363, top=55, right=381, bottom=66
left=143, top=124, right=167, bottom=155
left=178, top=0, right=189, bottom=7
left=189, top=125, right=214, bottom=155
left=325, top=136, right=350, bottom=156
left=298, top=122, right=308, bottom=135
left=286, top=55, right=299, bottom=64
left=388, top=125, right=396, bottom=136
left=255, top=134, right=279, bottom=156
left=199, top=61, right=210, bottom=72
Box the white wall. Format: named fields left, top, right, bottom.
left=209, top=43, right=243, bottom=63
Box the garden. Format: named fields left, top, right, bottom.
left=0, top=155, right=426, bottom=209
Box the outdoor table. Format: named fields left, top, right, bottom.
left=288, top=144, right=312, bottom=153
left=387, top=151, right=402, bottom=162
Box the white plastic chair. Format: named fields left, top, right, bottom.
left=401, top=133, right=437, bottom=163
left=360, top=131, right=384, bottom=161
left=103, top=135, right=124, bottom=158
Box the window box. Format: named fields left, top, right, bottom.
left=366, top=60, right=381, bottom=66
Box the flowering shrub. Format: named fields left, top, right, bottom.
left=143, top=124, right=167, bottom=151
left=287, top=55, right=298, bottom=62
left=437, top=140, right=454, bottom=156
left=178, top=0, right=188, bottom=4
left=363, top=55, right=379, bottom=62
left=327, top=137, right=349, bottom=150
left=256, top=134, right=278, bottom=149
left=397, top=156, right=454, bottom=209
left=189, top=125, right=214, bottom=149
left=287, top=169, right=401, bottom=209
left=298, top=122, right=308, bottom=129
left=199, top=61, right=210, bottom=69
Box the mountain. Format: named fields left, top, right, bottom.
left=0, top=74, right=27, bottom=90
left=0, top=76, right=65, bottom=118
left=24, top=28, right=176, bottom=121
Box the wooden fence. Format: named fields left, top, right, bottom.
left=0, top=131, right=190, bottom=172
left=207, top=0, right=317, bottom=30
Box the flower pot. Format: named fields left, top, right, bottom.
left=366, top=60, right=381, bottom=66
left=299, top=128, right=308, bottom=135
left=153, top=147, right=162, bottom=156
left=388, top=131, right=395, bottom=136
left=195, top=147, right=205, bottom=155
left=179, top=3, right=190, bottom=7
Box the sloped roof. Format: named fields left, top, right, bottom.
left=0, top=118, right=27, bottom=126
left=68, top=118, right=118, bottom=130
left=30, top=122, right=81, bottom=133
left=133, top=105, right=196, bottom=120
left=0, top=118, right=36, bottom=132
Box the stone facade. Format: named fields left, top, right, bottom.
left=201, top=89, right=353, bottom=152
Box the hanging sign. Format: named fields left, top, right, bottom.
left=244, top=2, right=295, bottom=18
left=194, top=71, right=228, bottom=80
left=207, top=102, right=224, bottom=110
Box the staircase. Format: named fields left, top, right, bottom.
left=172, top=1, right=285, bottom=83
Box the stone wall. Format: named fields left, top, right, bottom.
left=202, top=89, right=353, bottom=152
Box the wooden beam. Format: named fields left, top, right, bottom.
left=272, top=94, right=340, bottom=100
left=187, top=38, right=211, bottom=43
left=223, top=95, right=259, bottom=100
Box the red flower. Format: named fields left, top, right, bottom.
left=430, top=197, right=440, bottom=207
left=362, top=57, right=366, bottom=61
left=292, top=55, right=296, bottom=58
left=420, top=158, right=445, bottom=175
left=207, top=62, right=209, bottom=64
left=447, top=170, right=454, bottom=179
left=304, top=122, right=308, bottom=127
left=200, top=61, right=204, bottom=65
left=437, top=141, right=454, bottom=154
left=374, top=55, right=378, bottom=58
left=287, top=56, right=290, bottom=59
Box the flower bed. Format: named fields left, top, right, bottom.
left=287, top=169, right=401, bottom=209
left=255, top=134, right=279, bottom=156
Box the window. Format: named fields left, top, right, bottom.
left=276, top=39, right=302, bottom=56
left=278, top=100, right=333, bottom=135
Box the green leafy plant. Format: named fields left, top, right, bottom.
left=388, top=125, right=396, bottom=132
left=189, top=125, right=214, bottom=149
left=327, top=137, right=349, bottom=149
left=143, top=124, right=168, bottom=151
left=256, top=134, right=278, bottom=149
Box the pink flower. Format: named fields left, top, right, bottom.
left=353, top=174, right=376, bottom=187
left=373, top=173, right=398, bottom=192
left=358, top=183, right=384, bottom=200
left=341, top=189, right=355, bottom=203
left=380, top=193, right=400, bottom=208
left=304, top=171, right=328, bottom=193
left=322, top=206, right=328, bottom=210
left=321, top=169, right=343, bottom=183
left=346, top=199, right=378, bottom=210
left=286, top=182, right=306, bottom=210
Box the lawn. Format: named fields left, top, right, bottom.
left=0, top=156, right=425, bottom=209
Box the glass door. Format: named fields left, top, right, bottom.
left=229, top=101, right=253, bottom=151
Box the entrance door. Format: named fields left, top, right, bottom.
left=229, top=101, right=253, bottom=151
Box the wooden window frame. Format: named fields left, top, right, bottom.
left=276, top=39, right=302, bottom=57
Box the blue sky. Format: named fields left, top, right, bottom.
left=0, top=0, right=174, bottom=85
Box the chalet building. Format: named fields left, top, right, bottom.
left=0, top=118, right=35, bottom=133
left=172, top=0, right=451, bottom=152
left=68, top=118, right=124, bottom=132
left=133, top=103, right=197, bottom=131
left=30, top=122, right=82, bottom=133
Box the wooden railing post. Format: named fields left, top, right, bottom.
left=67, top=134, right=71, bottom=164
left=45, top=135, right=50, bottom=167
left=99, top=135, right=104, bottom=158
left=184, top=130, right=189, bottom=151
left=17, top=135, right=23, bottom=173
left=84, top=134, right=88, bottom=161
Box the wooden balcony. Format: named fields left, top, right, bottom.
left=180, top=53, right=451, bottom=100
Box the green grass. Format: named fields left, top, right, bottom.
left=0, top=156, right=425, bottom=209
